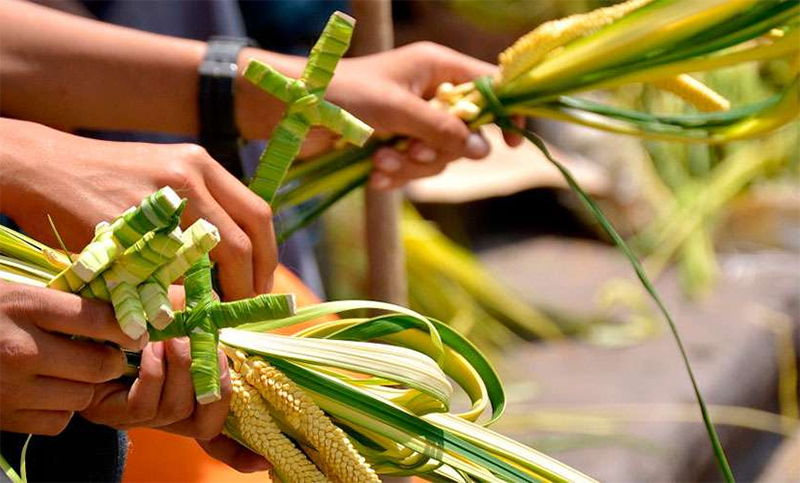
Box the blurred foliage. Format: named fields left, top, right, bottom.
left=621, top=60, right=799, bottom=298
left=446, top=0, right=615, bottom=33
left=319, top=191, right=568, bottom=355
left=318, top=190, right=658, bottom=352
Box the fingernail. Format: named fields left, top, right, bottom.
left=465, top=133, right=490, bottom=158
left=138, top=332, right=150, bottom=351
left=371, top=173, right=391, bottom=190
left=376, top=153, right=401, bottom=172
left=411, top=146, right=437, bottom=163
left=152, top=341, right=164, bottom=363
left=259, top=276, right=274, bottom=295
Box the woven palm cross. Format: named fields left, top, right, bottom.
left=149, top=254, right=296, bottom=404
left=243, top=11, right=373, bottom=204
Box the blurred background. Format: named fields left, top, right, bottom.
left=38, top=0, right=799, bottom=481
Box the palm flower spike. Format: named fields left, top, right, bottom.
left=243, top=11, right=374, bottom=204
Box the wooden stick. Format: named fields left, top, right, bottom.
left=350, top=0, right=408, bottom=307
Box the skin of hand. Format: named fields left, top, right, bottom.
left=0, top=282, right=145, bottom=435
left=0, top=118, right=277, bottom=301
left=239, top=42, right=524, bottom=190
left=196, top=434, right=272, bottom=473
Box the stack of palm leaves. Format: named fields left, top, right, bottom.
left=587, top=62, right=798, bottom=346
left=0, top=190, right=595, bottom=483
left=403, top=205, right=564, bottom=342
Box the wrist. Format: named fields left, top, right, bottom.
left=234, top=48, right=307, bottom=140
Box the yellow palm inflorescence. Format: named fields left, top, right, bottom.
left=228, top=369, right=330, bottom=483
left=652, top=74, right=731, bottom=112
left=498, top=0, right=653, bottom=85
left=231, top=351, right=380, bottom=483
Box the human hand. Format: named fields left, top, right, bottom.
left=79, top=286, right=268, bottom=472
left=0, top=118, right=277, bottom=301
left=80, top=338, right=231, bottom=441
left=332, top=42, right=523, bottom=189
left=0, top=282, right=144, bottom=435
left=196, top=434, right=273, bottom=473
left=239, top=42, right=521, bottom=190
left=82, top=337, right=270, bottom=473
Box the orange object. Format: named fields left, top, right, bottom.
left=270, top=264, right=338, bottom=335
left=123, top=265, right=328, bottom=482
left=122, top=429, right=268, bottom=483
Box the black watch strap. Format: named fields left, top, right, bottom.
left=198, top=36, right=254, bottom=179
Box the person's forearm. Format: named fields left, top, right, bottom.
left=0, top=117, right=50, bottom=215
left=0, top=0, right=303, bottom=139
left=0, top=117, right=80, bottom=224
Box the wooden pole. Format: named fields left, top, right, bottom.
left=349, top=7, right=410, bottom=482
left=349, top=0, right=408, bottom=307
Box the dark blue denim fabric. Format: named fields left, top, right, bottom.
left=0, top=416, right=126, bottom=482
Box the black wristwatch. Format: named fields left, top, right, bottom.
left=198, top=36, right=255, bottom=179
